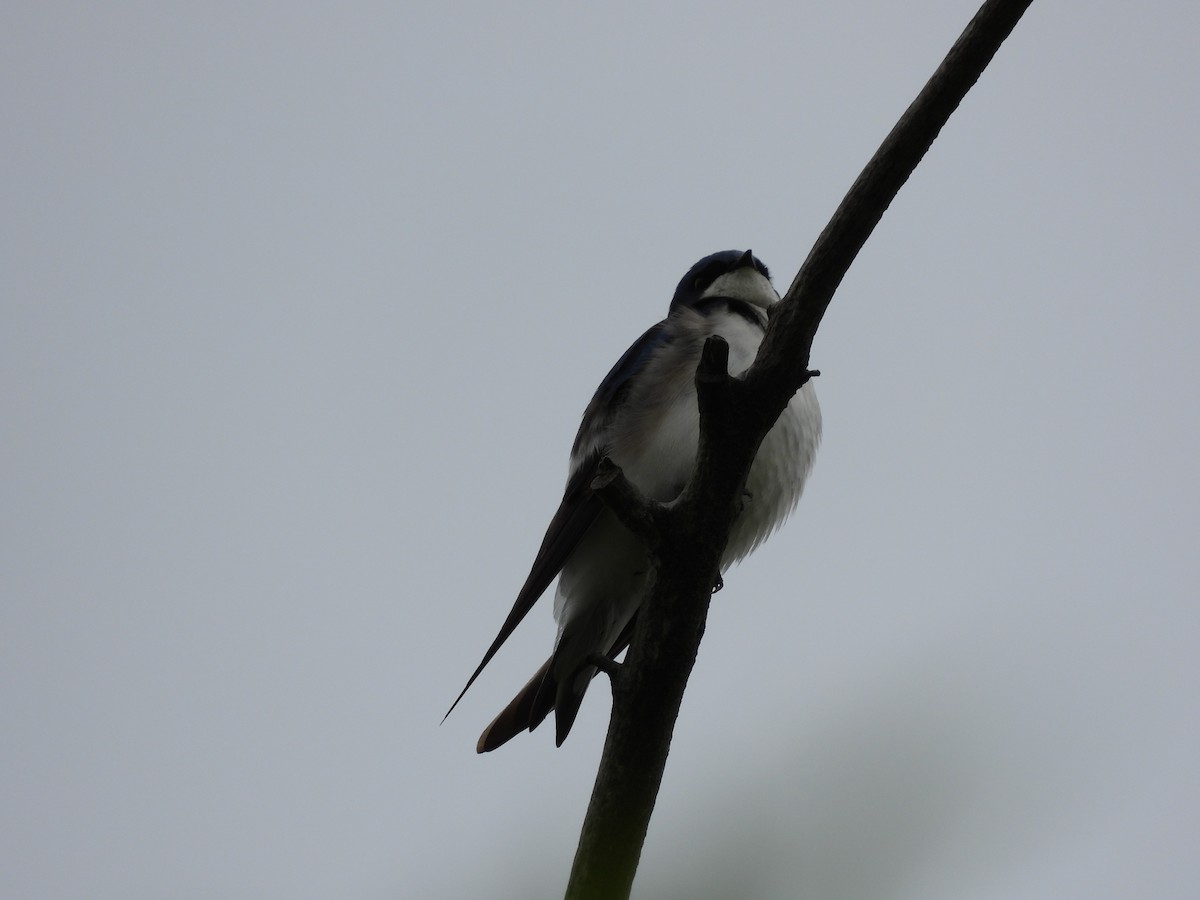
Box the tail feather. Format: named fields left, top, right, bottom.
left=476, top=618, right=638, bottom=752
left=550, top=669, right=590, bottom=747
left=476, top=653, right=593, bottom=752
left=476, top=657, right=555, bottom=753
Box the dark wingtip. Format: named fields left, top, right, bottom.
left=442, top=677, right=475, bottom=725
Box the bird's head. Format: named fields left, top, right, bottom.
left=669, top=249, right=778, bottom=313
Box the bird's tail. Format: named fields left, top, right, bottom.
left=477, top=663, right=594, bottom=753
left=476, top=621, right=635, bottom=752
left=476, top=656, right=598, bottom=752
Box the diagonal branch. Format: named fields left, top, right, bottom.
left=590, top=457, right=668, bottom=551
left=564, top=2, right=1035, bottom=898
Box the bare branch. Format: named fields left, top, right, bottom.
left=590, top=457, right=666, bottom=550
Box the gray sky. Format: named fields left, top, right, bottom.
left=4, top=2, right=1198, bottom=898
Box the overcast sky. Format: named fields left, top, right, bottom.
left=3, top=2, right=1198, bottom=898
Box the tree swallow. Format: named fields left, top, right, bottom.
left=448, top=250, right=821, bottom=751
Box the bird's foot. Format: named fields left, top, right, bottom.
left=588, top=653, right=623, bottom=679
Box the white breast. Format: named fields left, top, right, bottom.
left=723, top=379, right=821, bottom=566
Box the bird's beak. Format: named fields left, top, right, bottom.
left=737, top=249, right=755, bottom=269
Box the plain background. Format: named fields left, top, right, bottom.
left=4, top=2, right=1198, bottom=897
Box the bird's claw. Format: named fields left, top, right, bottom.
left=588, top=653, right=623, bottom=679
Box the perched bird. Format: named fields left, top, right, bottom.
left=447, top=250, right=821, bottom=752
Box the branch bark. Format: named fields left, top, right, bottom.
left=564, top=2, right=1035, bottom=897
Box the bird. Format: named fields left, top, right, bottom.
left=446, top=249, right=821, bottom=752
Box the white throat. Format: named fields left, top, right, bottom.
left=700, top=269, right=779, bottom=310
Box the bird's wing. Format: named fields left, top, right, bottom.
left=442, top=455, right=604, bottom=721
left=570, top=320, right=672, bottom=460
left=444, top=320, right=673, bottom=721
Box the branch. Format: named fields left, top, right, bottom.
left=590, top=457, right=667, bottom=550
left=565, top=2, right=1034, bottom=898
